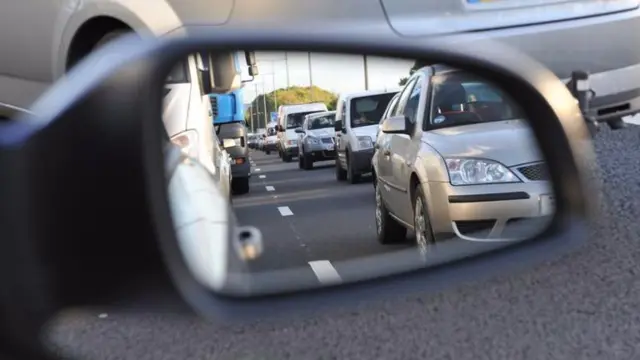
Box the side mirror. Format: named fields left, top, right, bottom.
left=222, top=138, right=236, bottom=149
left=294, top=127, right=305, bottom=134
left=334, top=120, right=343, bottom=132
left=381, top=115, right=409, bottom=134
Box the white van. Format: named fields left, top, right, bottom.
left=275, top=103, right=328, bottom=162
left=334, top=88, right=401, bottom=184
left=164, top=54, right=234, bottom=200
left=263, top=122, right=279, bottom=155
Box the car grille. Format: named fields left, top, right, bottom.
left=516, top=163, right=549, bottom=181
left=321, top=137, right=333, bottom=144
left=210, top=97, right=218, bottom=118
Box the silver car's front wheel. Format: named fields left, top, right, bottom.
left=375, top=186, right=383, bottom=234
left=413, top=186, right=435, bottom=257
left=375, top=181, right=407, bottom=244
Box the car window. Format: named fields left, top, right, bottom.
left=380, top=95, right=400, bottom=123
left=403, top=77, right=423, bottom=125
left=349, top=93, right=397, bottom=128
left=286, top=111, right=323, bottom=129
left=426, top=72, right=525, bottom=130
left=309, top=114, right=336, bottom=129
left=393, top=77, right=419, bottom=116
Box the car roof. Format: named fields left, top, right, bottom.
left=340, top=88, right=402, bottom=102
left=412, top=64, right=460, bottom=78
left=306, top=110, right=336, bottom=119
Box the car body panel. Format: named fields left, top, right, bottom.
left=335, top=89, right=400, bottom=172
left=298, top=111, right=337, bottom=158
left=375, top=66, right=553, bottom=242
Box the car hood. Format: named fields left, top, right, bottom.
left=352, top=125, right=379, bottom=142
left=422, top=119, right=542, bottom=167
left=307, top=128, right=336, bottom=138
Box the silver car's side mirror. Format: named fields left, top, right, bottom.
left=381, top=115, right=409, bottom=134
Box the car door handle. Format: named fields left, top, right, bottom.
left=383, top=149, right=391, bottom=156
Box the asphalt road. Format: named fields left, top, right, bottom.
left=231, top=151, right=413, bottom=282
left=47, top=121, right=640, bottom=360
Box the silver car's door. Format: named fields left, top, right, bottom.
left=390, top=74, right=427, bottom=222
left=375, top=94, right=400, bottom=189
left=380, top=76, right=418, bottom=216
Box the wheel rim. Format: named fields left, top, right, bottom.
left=375, top=186, right=383, bottom=234
left=414, top=197, right=430, bottom=256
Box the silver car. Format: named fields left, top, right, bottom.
left=295, top=111, right=337, bottom=170
left=0, top=0, right=639, bottom=126
left=373, top=65, right=553, bottom=250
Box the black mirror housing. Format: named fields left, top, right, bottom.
left=334, top=120, right=343, bottom=132
left=0, top=30, right=595, bottom=330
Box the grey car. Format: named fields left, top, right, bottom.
left=295, top=111, right=337, bottom=170
left=373, top=65, right=554, bottom=251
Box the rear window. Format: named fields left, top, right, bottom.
left=286, top=110, right=323, bottom=129
left=349, top=93, right=397, bottom=128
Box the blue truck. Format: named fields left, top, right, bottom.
left=210, top=88, right=251, bottom=195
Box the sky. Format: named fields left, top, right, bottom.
left=241, top=51, right=414, bottom=105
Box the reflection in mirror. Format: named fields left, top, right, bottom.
left=163, top=51, right=555, bottom=297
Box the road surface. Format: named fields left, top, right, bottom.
left=46, top=121, right=640, bottom=360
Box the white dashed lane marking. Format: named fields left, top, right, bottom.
left=308, top=260, right=342, bottom=285
left=259, top=175, right=266, bottom=179
left=277, top=206, right=293, bottom=216
left=266, top=186, right=275, bottom=191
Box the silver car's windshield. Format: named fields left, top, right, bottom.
left=429, top=73, right=524, bottom=129
left=308, top=114, right=335, bottom=130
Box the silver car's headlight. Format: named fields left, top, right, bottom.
left=445, top=158, right=520, bottom=186
left=357, top=136, right=373, bottom=149
left=307, top=137, right=320, bottom=145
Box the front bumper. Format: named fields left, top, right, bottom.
left=303, top=142, right=336, bottom=159
left=283, top=146, right=299, bottom=157
left=425, top=180, right=554, bottom=242
left=350, top=149, right=375, bottom=174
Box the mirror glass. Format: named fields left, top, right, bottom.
left=163, top=51, right=555, bottom=297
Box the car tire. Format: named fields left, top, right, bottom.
left=265, top=150, right=270, bottom=155
left=303, top=152, right=313, bottom=170
left=232, top=177, right=250, bottom=195
left=413, top=184, right=436, bottom=254
left=375, top=182, right=407, bottom=244
left=346, top=153, right=360, bottom=184
left=298, top=151, right=304, bottom=169
left=283, top=153, right=292, bottom=162
left=335, top=156, right=347, bottom=181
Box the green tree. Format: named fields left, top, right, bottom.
left=398, top=60, right=432, bottom=86
left=245, top=85, right=338, bottom=130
